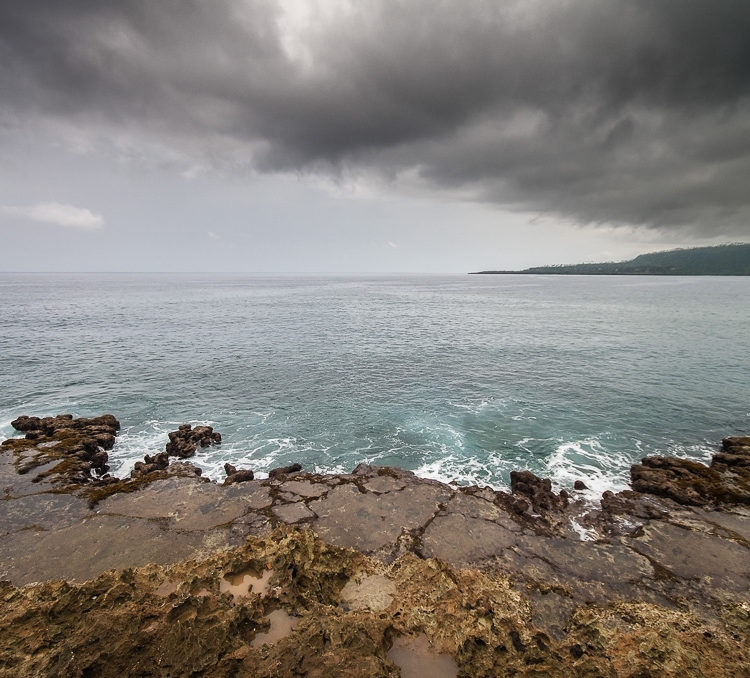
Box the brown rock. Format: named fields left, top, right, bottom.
left=631, top=453, right=750, bottom=506
left=3, top=413, right=120, bottom=483
left=722, top=436, right=750, bottom=454
left=510, top=470, right=568, bottom=512
left=224, top=469, right=255, bottom=485
left=269, top=463, right=302, bottom=478
left=165, top=423, right=221, bottom=458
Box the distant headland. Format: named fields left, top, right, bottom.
left=472, top=243, right=750, bottom=275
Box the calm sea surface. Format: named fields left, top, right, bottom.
left=1, top=273, right=748, bottom=496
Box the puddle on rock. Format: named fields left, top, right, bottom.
left=387, top=635, right=458, bottom=678
left=154, top=579, right=180, bottom=597
left=220, top=568, right=273, bottom=599
left=251, top=609, right=299, bottom=647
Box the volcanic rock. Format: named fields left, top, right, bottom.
left=2, top=413, right=120, bottom=483
left=631, top=453, right=750, bottom=506
left=510, top=470, right=569, bottom=512
left=269, top=463, right=302, bottom=478
left=165, top=423, right=221, bottom=458
left=223, top=462, right=255, bottom=485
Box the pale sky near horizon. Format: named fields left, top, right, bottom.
left=1, top=1, right=749, bottom=273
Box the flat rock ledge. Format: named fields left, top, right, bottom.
left=1, top=416, right=749, bottom=677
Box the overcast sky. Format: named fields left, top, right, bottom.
left=1, top=0, right=749, bottom=272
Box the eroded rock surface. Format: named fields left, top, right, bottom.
left=0, top=528, right=747, bottom=677
left=1, top=414, right=119, bottom=484
left=631, top=436, right=750, bottom=506
left=1, top=415, right=749, bottom=675
left=165, top=423, right=221, bottom=458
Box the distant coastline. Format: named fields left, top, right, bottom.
left=472, top=243, right=750, bottom=275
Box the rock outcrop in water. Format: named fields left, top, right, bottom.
left=2, top=414, right=120, bottom=484
left=223, top=462, right=255, bottom=485
left=165, top=423, right=222, bottom=458
left=1, top=413, right=749, bottom=676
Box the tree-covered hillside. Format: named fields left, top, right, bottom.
left=473, top=243, right=750, bottom=275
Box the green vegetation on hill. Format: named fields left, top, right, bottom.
left=473, top=243, right=750, bottom=275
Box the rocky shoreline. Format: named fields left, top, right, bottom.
left=1, top=414, right=749, bottom=676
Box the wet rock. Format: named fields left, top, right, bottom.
left=165, top=424, right=221, bottom=459
left=631, top=454, right=750, bottom=506
left=629, top=521, right=750, bottom=588
left=420, top=512, right=518, bottom=565
left=308, top=477, right=452, bottom=556
left=269, top=463, right=302, bottom=478
left=511, top=498, right=529, bottom=515
left=722, top=436, right=750, bottom=454
left=145, top=452, right=170, bottom=468
left=130, top=452, right=174, bottom=478
left=164, top=461, right=204, bottom=478
left=574, top=480, right=588, bottom=491
left=510, top=470, right=569, bottom=513
left=2, top=413, right=120, bottom=483
left=272, top=501, right=316, bottom=523
left=279, top=480, right=329, bottom=498
left=223, top=463, right=255, bottom=485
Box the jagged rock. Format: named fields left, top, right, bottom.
left=130, top=459, right=203, bottom=479
left=164, top=461, right=204, bottom=478
left=510, top=470, right=569, bottom=512
left=223, top=462, right=254, bottom=485
left=574, top=480, right=588, bottom=491
left=269, top=463, right=302, bottom=478
left=722, top=436, right=750, bottom=454
left=224, top=470, right=255, bottom=485
left=130, top=452, right=171, bottom=478
left=131, top=462, right=157, bottom=478
left=144, top=452, right=170, bottom=469
left=712, top=452, right=750, bottom=468
left=0, top=528, right=747, bottom=677
left=165, top=424, right=221, bottom=458
left=2, top=413, right=120, bottom=482
left=511, top=498, right=529, bottom=515
left=631, top=452, right=750, bottom=506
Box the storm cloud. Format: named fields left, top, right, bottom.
left=2, top=0, right=749, bottom=235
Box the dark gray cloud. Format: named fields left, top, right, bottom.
left=2, top=0, right=749, bottom=234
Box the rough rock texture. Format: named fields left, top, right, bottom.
left=269, top=463, right=303, bottom=478
left=510, top=470, right=569, bottom=513
left=1, top=414, right=749, bottom=676
left=631, top=435, right=750, bottom=506
left=224, top=462, right=255, bottom=485
left=1, top=414, right=120, bottom=484
left=166, top=423, right=222, bottom=458
left=0, top=528, right=747, bottom=678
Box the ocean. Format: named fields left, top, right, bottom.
left=1, top=273, right=748, bottom=498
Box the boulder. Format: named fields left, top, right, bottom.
left=224, top=470, right=255, bottom=485
left=269, top=463, right=302, bottom=479
left=510, top=470, right=568, bottom=512
left=165, top=424, right=221, bottom=458
left=223, top=462, right=255, bottom=485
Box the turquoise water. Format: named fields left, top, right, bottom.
left=1, top=273, right=748, bottom=496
